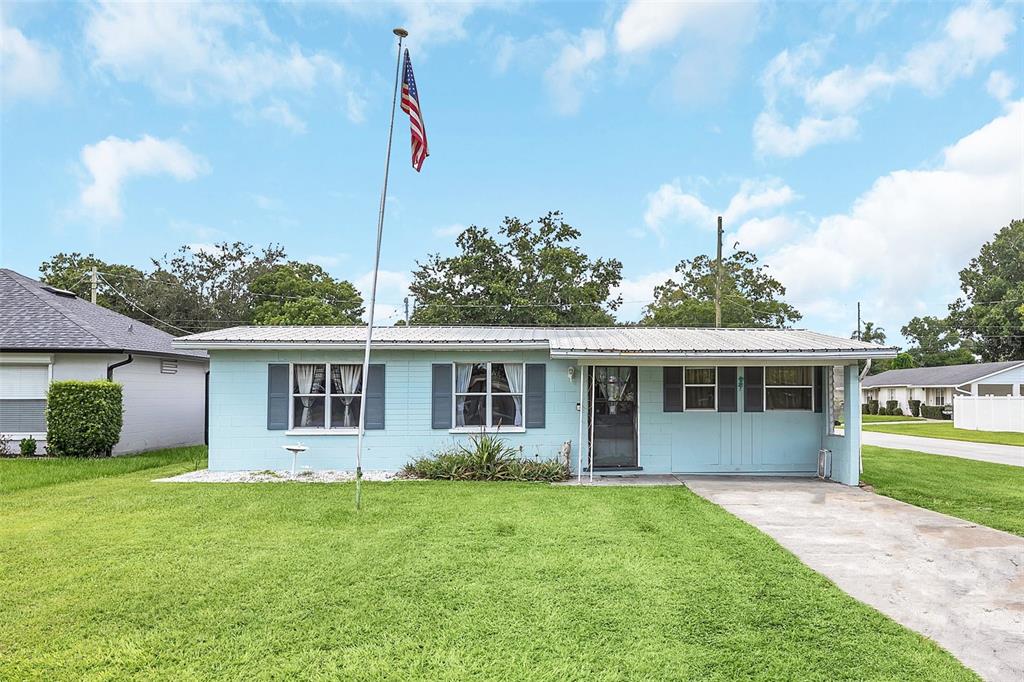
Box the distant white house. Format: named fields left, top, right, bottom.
left=0, top=269, right=209, bottom=454
left=861, top=361, right=1024, bottom=414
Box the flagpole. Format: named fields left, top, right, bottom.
left=355, top=27, right=406, bottom=511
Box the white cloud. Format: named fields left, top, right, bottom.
left=612, top=269, right=675, bottom=321
left=986, top=70, right=1015, bottom=103
left=1, top=20, right=61, bottom=103
left=643, top=177, right=798, bottom=238
left=258, top=100, right=307, bottom=134
left=544, top=29, right=607, bottom=116
left=726, top=215, right=802, bottom=252
left=78, top=135, right=208, bottom=221
left=763, top=101, right=1023, bottom=333
left=355, top=269, right=411, bottom=324
left=433, top=223, right=466, bottom=238
left=756, top=1, right=1015, bottom=157
left=84, top=2, right=361, bottom=126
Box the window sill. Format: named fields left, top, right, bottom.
left=449, top=426, right=526, bottom=434
left=285, top=428, right=359, bottom=436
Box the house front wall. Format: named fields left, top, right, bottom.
left=207, top=350, right=858, bottom=483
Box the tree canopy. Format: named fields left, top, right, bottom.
left=852, top=321, right=887, bottom=345
left=948, top=219, right=1023, bottom=361
left=409, top=212, right=623, bottom=325
left=642, top=250, right=800, bottom=327
left=39, top=243, right=362, bottom=333
left=900, top=315, right=975, bottom=367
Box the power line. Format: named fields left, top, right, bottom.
left=96, top=274, right=195, bottom=335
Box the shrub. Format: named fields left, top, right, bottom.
left=920, top=405, right=952, bottom=420
left=46, top=380, right=123, bottom=457
left=885, top=400, right=899, bottom=413
left=878, top=406, right=890, bottom=416
left=19, top=436, right=37, bottom=457
left=0, top=434, right=12, bottom=458
left=890, top=407, right=903, bottom=416
left=861, top=403, right=870, bottom=415
left=402, top=433, right=570, bottom=482
left=868, top=400, right=879, bottom=415
left=908, top=400, right=921, bottom=417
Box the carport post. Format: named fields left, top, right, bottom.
left=838, top=364, right=862, bottom=485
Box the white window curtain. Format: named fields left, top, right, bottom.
left=296, top=364, right=315, bottom=426
left=503, top=362, right=524, bottom=427
left=455, top=364, right=474, bottom=427
left=332, top=365, right=362, bottom=428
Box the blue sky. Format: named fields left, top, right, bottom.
left=1, top=1, right=1021, bottom=341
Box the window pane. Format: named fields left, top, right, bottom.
left=455, top=395, right=486, bottom=427
left=330, top=365, right=362, bottom=395
left=294, top=364, right=327, bottom=394
left=685, top=367, right=715, bottom=385
left=685, top=386, right=715, bottom=409
left=491, top=394, right=523, bottom=427
left=455, top=363, right=487, bottom=394
left=330, top=396, right=362, bottom=428
left=765, top=387, right=812, bottom=410
left=766, top=367, right=812, bottom=386
left=491, top=363, right=510, bottom=392
left=0, top=399, right=47, bottom=431
left=293, top=396, right=326, bottom=427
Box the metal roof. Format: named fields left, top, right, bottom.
left=861, top=361, right=1024, bottom=388
left=0, top=269, right=207, bottom=360
left=173, top=325, right=895, bottom=359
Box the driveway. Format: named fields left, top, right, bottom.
left=681, top=476, right=1024, bottom=682
left=862, top=430, right=1024, bottom=467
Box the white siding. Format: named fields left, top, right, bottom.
left=113, top=356, right=207, bottom=454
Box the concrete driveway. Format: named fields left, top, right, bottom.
left=861, top=430, right=1024, bottom=467
left=682, top=476, right=1024, bottom=682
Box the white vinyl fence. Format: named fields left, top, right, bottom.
left=953, top=395, right=1024, bottom=433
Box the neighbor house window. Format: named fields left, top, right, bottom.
left=0, top=363, right=50, bottom=433
left=453, top=362, right=524, bottom=429
left=934, top=392, right=944, bottom=406
left=291, top=363, right=362, bottom=430
left=765, top=367, right=813, bottom=411
left=684, top=367, right=716, bottom=410
left=888, top=388, right=896, bottom=400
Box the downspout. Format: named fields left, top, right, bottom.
left=858, top=358, right=872, bottom=381
left=107, top=354, right=133, bottom=380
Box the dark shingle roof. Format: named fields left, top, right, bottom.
left=862, top=361, right=1024, bottom=388
left=0, top=269, right=206, bottom=360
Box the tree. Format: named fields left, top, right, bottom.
left=890, top=352, right=916, bottom=369
left=852, top=321, right=886, bottom=344
left=948, top=219, right=1024, bottom=361
left=250, top=262, right=364, bottom=325
left=900, top=315, right=974, bottom=367
left=409, top=212, right=623, bottom=325
left=643, top=250, right=801, bottom=327
left=39, top=253, right=149, bottom=320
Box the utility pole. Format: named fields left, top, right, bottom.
left=403, top=296, right=410, bottom=325
left=857, top=301, right=862, bottom=341
left=714, top=216, right=723, bottom=328
left=90, top=266, right=98, bottom=304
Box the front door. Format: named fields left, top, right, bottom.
left=590, top=366, right=638, bottom=468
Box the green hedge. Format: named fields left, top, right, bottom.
left=46, top=380, right=123, bottom=457
left=908, top=400, right=921, bottom=417
left=920, top=405, right=951, bottom=420
left=867, top=400, right=879, bottom=415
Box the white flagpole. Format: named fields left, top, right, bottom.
left=355, top=27, right=407, bottom=510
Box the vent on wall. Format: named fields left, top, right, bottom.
left=160, top=360, right=178, bottom=375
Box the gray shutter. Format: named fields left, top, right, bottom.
left=431, top=363, right=452, bottom=429
left=744, top=366, right=764, bottom=413
left=267, top=364, right=289, bottom=430
left=525, top=363, right=546, bottom=428
left=663, top=367, right=683, bottom=412
left=717, top=367, right=738, bottom=412
left=813, top=366, right=823, bottom=413
left=365, top=364, right=386, bottom=429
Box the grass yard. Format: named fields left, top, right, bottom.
left=0, top=455, right=975, bottom=681
left=863, top=421, right=1024, bottom=446
left=862, top=414, right=924, bottom=423
left=0, top=445, right=206, bottom=495
left=862, top=445, right=1024, bottom=536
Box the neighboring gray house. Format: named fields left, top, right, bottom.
left=0, top=268, right=208, bottom=454
left=861, top=361, right=1024, bottom=413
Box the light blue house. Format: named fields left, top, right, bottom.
left=173, top=326, right=895, bottom=485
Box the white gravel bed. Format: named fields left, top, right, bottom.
left=154, top=469, right=398, bottom=484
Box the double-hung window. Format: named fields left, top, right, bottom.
left=684, top=367, right=716, bottom=410
left=291, top=363, right=362, bottom=430
left=0, top=362, right=50, bottom=433
left=764, top=367, right=813, bottom=411
left=453, top=362, right=525, bottom=429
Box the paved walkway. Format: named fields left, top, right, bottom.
left=861, top=430, right=1024, bottom=467
left=681, top=476, right=1024, bottom=682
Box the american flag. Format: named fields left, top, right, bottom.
left=400, top=49, right=428, bottom=172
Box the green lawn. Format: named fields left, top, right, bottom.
left=0, top=455, right=974, bottom=680
left=0, top=445, right=206, bottom=495
left=863, top=421, right=1024, bottom=446
left=862, top=414, right=924, bottom=423
left=862, top=445, right=1024, bottom=536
